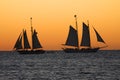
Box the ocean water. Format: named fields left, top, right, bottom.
left=0, top=50, right=120, bottom=80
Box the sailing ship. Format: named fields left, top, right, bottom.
left=63, top=15, right=107, bottom=53
left=13, top=17, right=45, bottom=54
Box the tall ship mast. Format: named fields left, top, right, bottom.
left=14, top=17, right=45, bottom=54
left=63, top=15, right=107, bottom=53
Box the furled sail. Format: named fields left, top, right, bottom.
left=93, top=27, right=105, bottom=43
left=14, top=33, right=23, bottom=49
left=65, top=25, right=78, bottom=47
left=23, top=30, right=31, bottom=49
left=80, top=22, right=91, bottom=47
left=32, top=29, right=42, bottom=49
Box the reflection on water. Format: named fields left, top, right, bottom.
left=0, top=50, right=120, bottom=80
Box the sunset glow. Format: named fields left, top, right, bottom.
left=0, top=0, right=120, bottom=50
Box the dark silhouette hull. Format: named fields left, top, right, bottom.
left=17, top=50, right=45, bottom=54
left=63, top=48, right=100, bottom=53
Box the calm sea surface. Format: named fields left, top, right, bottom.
left=0, top=50, right=120, bottom=80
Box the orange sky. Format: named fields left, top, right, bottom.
left=0, top=0, right=120, bottom=50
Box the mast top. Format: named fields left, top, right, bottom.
left=74, top=15, right=77, bottom=18
left=74, top=15, right=78, bottom=28
left=30, top=17, right=33, bottom=26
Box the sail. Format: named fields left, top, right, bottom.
left=81, top=22, right=91, bottom=47
left=93, top=27, right=105, bottom=43
left=14, top=33, right=23, bottom=49
left=65, top=25, right=78, bottom=47
left=32, top=29, right=42, bottom=49
left=23, top=30, right=31, bottom=49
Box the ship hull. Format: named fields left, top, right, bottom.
left=63, top=48, right=99, bottom=53
left=17, top=50, right=45, bottom=54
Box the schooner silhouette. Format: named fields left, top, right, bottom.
left=62, top=15, right=107, bottom=53
left=14, top=17, right=45, bottom=54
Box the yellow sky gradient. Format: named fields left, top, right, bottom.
left=0, top=0, right=120, bottom=50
